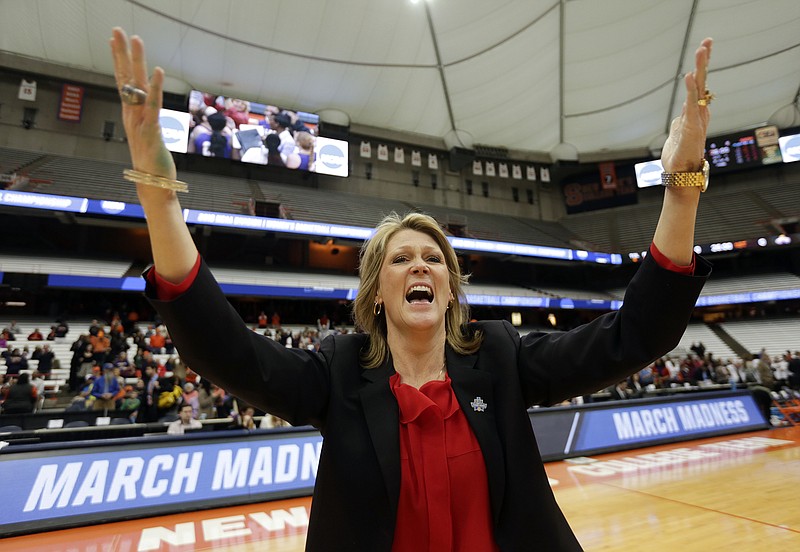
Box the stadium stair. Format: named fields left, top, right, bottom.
left=707, top=323, right=751, bottom=358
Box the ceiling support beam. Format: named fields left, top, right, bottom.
left=665, top=0, right=702, bottom=134
left=424, top=3, right=458, bottom=139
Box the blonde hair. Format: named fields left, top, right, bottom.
left=352, top=212, right=482, bottom=368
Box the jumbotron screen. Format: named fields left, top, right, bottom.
left=156, top=92, right=348, bottom=177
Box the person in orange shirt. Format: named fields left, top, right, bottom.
left=90, top=330, right=110, bottom=364
left=148, top=330, right=166, bottom=353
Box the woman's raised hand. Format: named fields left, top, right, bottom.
left=110, top=27, right=198, bottom=282
left=110, top=27, right=177, bottom=190
left=661, top=38, right=713, bottom=173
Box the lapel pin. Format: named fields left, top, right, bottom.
left=470, top=396, right=487, bottom=412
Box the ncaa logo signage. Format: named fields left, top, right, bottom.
left=100, top=200, right=126, bottom=214
left=319, top=144, right=344, bottom=169
left=314, top=136, right=349, bottom=177
left=159, top=109, right=191, bottom=154
left=779, top=134, right=800, bottom=163
left=634, top=159, right=664, bottom=188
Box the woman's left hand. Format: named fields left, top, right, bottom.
left=661, top=38, right=713, bottom=173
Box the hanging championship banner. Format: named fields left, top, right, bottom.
left=499, top=163, right=509, bottom=178
left=512, top=165, right=522, bottom=179
left=526, top=166, right=537, bottom=181
left=540, top=167, right=551, bottom=182
left=472, top=160, right=483, bottom=175
left=411, top=150, right=421, bottom=167
left=18, top=79, right=37, bottom=101
left=359, top=141, right=371, bottom=158
left=485, top=162, right=496, bottom=177
left=58, top=84, right=85, bottom=122
left=394, top=147, right=405, bottom=164
left=377, top=144, right=389, bottom=161
left=599, top=161, right=618, bottom=190
left=428, top=153, right=438, bottom=170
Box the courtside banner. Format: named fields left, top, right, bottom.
left=0, top=431, right=322, bottom=537
left=530, top=390, right=768, bottom=461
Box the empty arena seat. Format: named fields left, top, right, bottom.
left=0, top=425, right=22, bottom=433
left=64, top=420, right=89, bottom=428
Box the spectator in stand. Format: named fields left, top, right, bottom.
left=109, top=312, right=125, bottom=335
left=32, top=344, right=55, bottom=376
left=148, top=328, right=166, bottom=353
left=119, top=385, right=141, bottom=417
left=4, top=348, right=28, bottom=376
left=30, top=371, right=46, bottom=403
left=112, top=366, right=127, bottom=406
left=271, top=311, right=281, bottom=328
left=690, top=341, right=706, bottom=358
left=134, top=348, right=155, bottom=374
left=88, top=319, right=103, bottom=335
left=258, top=311, right=268, bottom=329
left=754, top=351, right=776, bottom=390
left=69, top=334, right=90, bottom=391
left=196, top=378, right=215, bottom=419
left=27, top=328, right=44, bottom=341
left=156, top=372, right=183, bottom=418
left=695, top=361, right=714, bottom=384
left=229, top=405, right=257, bottom=430
left=610, top=380, right=632, bottom=401
left=114, top=351, right=136, bottom=377
left=77, top=344, right=96, bottom=380
left=787, top=351, right=800, bottom=389
left=167, top=403, right=202, bottom=435
left=1, top=322, right=18, bottom=340
left=636, top=364, right=655, bottom=387
left=713, top=361, right=730, bottom=384
left=139, top=364, right=160, bottom=423
left=90, top=329, right=111, bottom=365
left=1, top=372, right=37, bottom=414
left=53, top=319, right=69, bottom=338
left=109, top=327, right=129, bottom=357
left=164, top=332, right=175, bottom=354
left=91, top=363, right=121, bottom=411
left=68, top=375, right=96, bottom=410
left=182, top=382, right=200, bottom=418
left=260, top=412, right=291, bottom=429
left=213, top=384, right=233, bottom=418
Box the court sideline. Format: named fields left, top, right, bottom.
left=3, top=426, right=799, bottom=551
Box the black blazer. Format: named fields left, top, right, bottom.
left=147, top=253, right=710, bottom=551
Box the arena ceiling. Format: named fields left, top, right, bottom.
left=1, top=0, right=799, bottom=161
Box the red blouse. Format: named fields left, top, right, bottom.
left=389, top=373, right=499, bottom=552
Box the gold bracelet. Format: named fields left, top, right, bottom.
left=122, top=169, right=189, bottom=193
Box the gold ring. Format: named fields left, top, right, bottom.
left=697, top=90, right=715, bottom=107
left=120, top=84, right=147, bottom=105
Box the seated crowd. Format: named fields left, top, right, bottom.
left=0, top=312, right=354, bottom=432
left=3, top=315, right=799, bottom=432
left=607, top=342, right=800, bottom=401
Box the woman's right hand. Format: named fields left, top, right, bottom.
left=110, top=27, right=177, bottom=199
left=110, top=27, right=199, bottom=283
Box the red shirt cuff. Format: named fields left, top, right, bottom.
left=146, top=254, right=202, bottom=301
left=649, top=242, right=695, bottom=275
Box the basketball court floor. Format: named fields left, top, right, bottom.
left=3, top=426, right=799, bottom=551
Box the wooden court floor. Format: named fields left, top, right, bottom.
left=3, top=426, right=799, bottom=551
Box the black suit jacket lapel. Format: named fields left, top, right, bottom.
left=359, top=360, right=400, bottom=522
left=447, top=347, right=506, bottom=526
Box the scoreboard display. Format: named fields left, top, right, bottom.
left=705, top=125, right=784, bottom=172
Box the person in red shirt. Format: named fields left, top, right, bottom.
left=27, top=328, right=44, bottom=341
left=112, top=28, right=713, bottom=551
